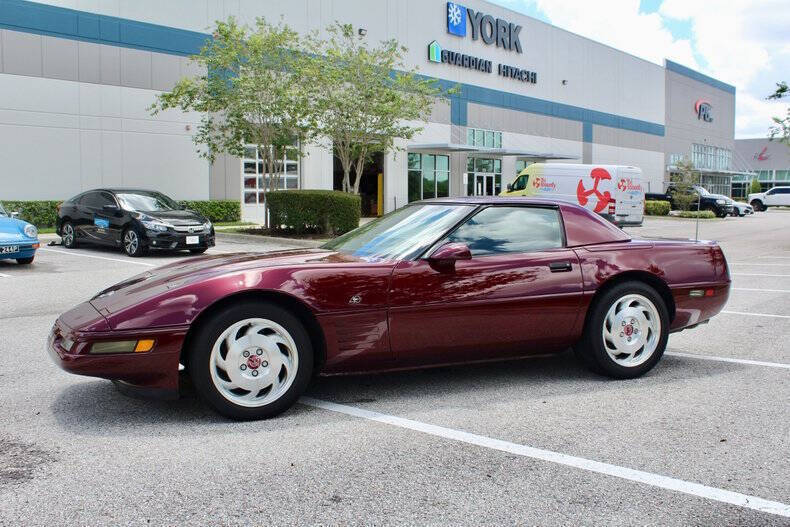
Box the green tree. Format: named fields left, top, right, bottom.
left=301, top=23, right=453, bottom=194
left=670, top=157, right=699, bottom=211
left=749, top=177, right=762, bottom=195
left=150, top=17, right=315, bottom=194
left=767, top=81, right=789, bottom=146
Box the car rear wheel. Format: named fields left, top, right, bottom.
left=61, top=222, right=77, bottom=248
left=188, top=301, right=313, bottom=420
left=574, top=281, right=669, bottom=379
left=122, top=228, right=146, bottom=257
left=17, top=256, right=34, bottom=265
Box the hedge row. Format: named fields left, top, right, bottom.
left=0, top=201, right=61, bottom=227
left=0, top=199, right=241, bottom=227
left=265, top=190, right=360, bottom=235
left=180, top=200, right=240, bottom=223
left=677, top=210, right=716, bottom=219
left=644, top=200, right=670, bottom=216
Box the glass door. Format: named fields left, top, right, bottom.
left=467, top=158, right=502, bottom=196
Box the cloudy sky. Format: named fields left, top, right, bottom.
left=491, top=0, right=789, bottom=138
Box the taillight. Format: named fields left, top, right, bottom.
left=608, top=199, right=616, bottom=215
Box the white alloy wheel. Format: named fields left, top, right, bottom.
left=601, top=293, right=661, bottom=367
left=209, top=318, right=299, bottom=408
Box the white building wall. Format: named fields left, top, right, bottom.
left=0, top=72, right=206, bottom=200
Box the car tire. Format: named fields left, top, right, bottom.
left=574, top=281, right=669, bottom=379
left=61, top=221, right=77, bottom=248
left=187, top=300, right=314, bottom=420
left=189, top=247, right=208, bottom=255
left=16, top=256, right=34, bottom=265
left=122, top=227, right=147, bottom=257
left=750, top=200, right=764, bottom=212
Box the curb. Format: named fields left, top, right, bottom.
left=216, top=231, right=327, bottom=248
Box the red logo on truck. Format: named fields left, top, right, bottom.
left=617, top=178, right=642, bottom=192
left=532, top=176, right=556, bottom=191
left=577, top=168, right=612, bottom=213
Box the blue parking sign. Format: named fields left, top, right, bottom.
left=447, top=2, right=466, bottom=36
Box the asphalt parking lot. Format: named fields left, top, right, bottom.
left=1, top=212, right=788, bottom=525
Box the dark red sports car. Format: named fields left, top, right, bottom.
left=49, top=198, right=730, bottom=419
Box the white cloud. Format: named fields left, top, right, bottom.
left=500, top=0, right=790, bottom=138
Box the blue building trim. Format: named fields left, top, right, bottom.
left=665, top=59, right=735, bottom=95
left=2, top=0, right=665, bottom=137
left=0, top=0, right=209, bottom=56
left=582, top=122, right=593, bottom=143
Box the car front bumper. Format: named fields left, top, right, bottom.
left=141, top=230, right=215, bottom=250
left=48, top=301, right=187, bottom=398
left=0, top=240, right=39, bottom=260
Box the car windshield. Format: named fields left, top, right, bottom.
left=0, top=203, right=6, bottom=216
left=694, top=186, right=711, bottom=196
left=322, top=203, right=475, bottom=261
left=116, top=191, right=181, bottom=212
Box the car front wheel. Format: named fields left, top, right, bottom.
left=750, top=200, right=764, bottom=211
left=188, top=301, right=314, bottom=420
left=17, top=256, right=34, bottom=265
left=574, top=281, right=669, bottom=379
left=122, top=228, right=146, bottom=257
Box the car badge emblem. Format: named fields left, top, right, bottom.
left=349, top=294, right=362, bottom=305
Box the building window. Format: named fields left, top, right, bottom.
left=515, top=159, right=533, bottom=175
left=407, top=153, right=450, bottom=203
left=466, top=157, right=502, bottom=196
left=775, top=170, right=790, bottom=181
left=757, top=170, right=773, bottom=182
left=242, top=144, right=300, bottom=205
left=467, top=128, right=502, bottom=148
left=691, top=143, right=732, bottom=171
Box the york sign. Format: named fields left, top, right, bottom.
left=447, top=2, right=522, bottom=53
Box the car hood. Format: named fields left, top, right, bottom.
left=89, top=248, right=364, bottom=316
left=0, top=216, right=34, bottom=241
left=139, top=209, right=207, bottom=225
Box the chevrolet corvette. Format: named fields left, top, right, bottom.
left=49, top=197, right=730, bottom=419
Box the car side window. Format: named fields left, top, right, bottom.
left=83, top=192, right=115, bottom=209
left=445, top=206, right=563, bottom=256
left=511, top=175, right=527, bottom=191
left=776, top=188, right=790, bottom=194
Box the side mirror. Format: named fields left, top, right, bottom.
left=102, top=204, right=119, bottom=212
left=506, top=184, right=513, bottom=192
left=10, top=211, right=19, bottom=218
left=426, top=242, right=471, bottom=271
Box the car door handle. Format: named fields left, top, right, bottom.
left=549, top=261, right=572, bottom=272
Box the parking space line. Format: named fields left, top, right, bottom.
left=732, top=273, right=790, bottom=277
left=300, top=397, right=790, bottom=518
left=0, top=272, right=10, bottom=278
left=729, top=263, right=790, bottom=267
left=665, top=351, right=790, bottom=369
left=721, top=310, right=790, bottom=319
left=38, top=248, right=155, bottom=267
left=733, top=287, right=790, bottom=293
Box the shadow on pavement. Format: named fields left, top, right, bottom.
left=49, top=349, right=742, bottom=436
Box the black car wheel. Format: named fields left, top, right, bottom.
left=574, top=281, right=669, bottom=379
left=750, top=200, right=764, bottom=212
left=122, top=227, right=147, bottom=257
left=188, top=300, right=314, bottom=420
left=16, top=256, right=34, bottom=265
left=61, top=221, right=77, bottom=248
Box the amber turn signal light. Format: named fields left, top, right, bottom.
left=134, top=339, right=155, bottom=353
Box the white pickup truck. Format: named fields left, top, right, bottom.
left=748, top=186, right=790, bottom=211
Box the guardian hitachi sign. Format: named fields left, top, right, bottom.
left=446, top=2, right=523, bottom=53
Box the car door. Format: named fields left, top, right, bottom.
left=81, top=191, right=116, bottom=244
left=387, top=205, right=584, bottom=366
left=770, top=187, right=790, bottom=206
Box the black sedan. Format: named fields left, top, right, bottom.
left=56, top=189, right=215, bottom=257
